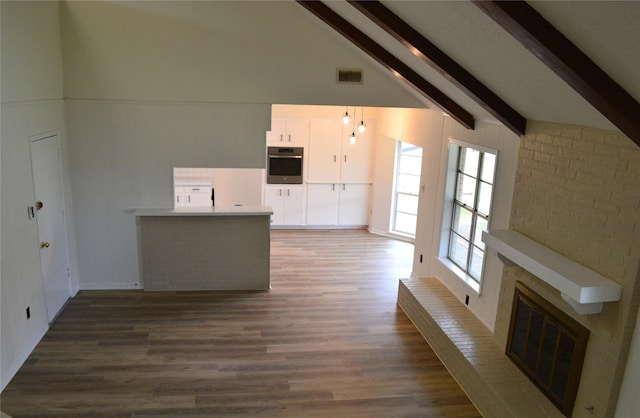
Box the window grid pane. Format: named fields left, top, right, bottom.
left=395, top=212, right=417, bottom=235
left=396, top=193, right=419, bottom=216
left=397, top=173, right=420, bottom=194
left=456, top=174, right=477, bottom=208
left=447, top=145, right=496, bottom=284
left=452, top=203, right=473, bottom=240
left=449, top=232, right=469, bottom=271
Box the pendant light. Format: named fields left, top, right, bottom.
left=350, top=106, right=357, bottom=144
left=358, top=107, right=366, bottom=133
left=342, top=106, right=350, bottom=125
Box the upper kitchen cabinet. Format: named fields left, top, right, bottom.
left=308, top=119, right=373, bottom=182
left=266, top=118, right=309, bottom=146
left=340, top=121, right=373, bottom=182
left=308, top=120, right=342, bottom=181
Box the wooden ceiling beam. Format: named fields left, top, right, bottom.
left=474, top=1, right=640, bottom=147
left=350, top=0, right=526, bottom=136
left=296, top=0, right=475, bottom=130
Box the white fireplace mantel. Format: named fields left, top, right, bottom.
left=482, top=229, right=622, bottom=315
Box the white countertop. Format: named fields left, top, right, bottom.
left=134, top=206, right=273, bottom=217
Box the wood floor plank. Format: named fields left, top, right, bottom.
left=1, top=230, right=480, bottom=417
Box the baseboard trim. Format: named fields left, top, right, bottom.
left=79, top=282, right=142, bottom=290
left=1, top=324, right=48, bottom=392
left=367, top=227, right=415, bottom=243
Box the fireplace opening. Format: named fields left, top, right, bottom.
left=506, top=282, right=589, bottom=417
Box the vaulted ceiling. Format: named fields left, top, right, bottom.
left=299, top=1, right=640, bottom=142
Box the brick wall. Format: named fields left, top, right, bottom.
left=493, top=121, right=640, bottom=418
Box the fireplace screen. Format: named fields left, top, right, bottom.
left=506, top=282, right=589, bottom=417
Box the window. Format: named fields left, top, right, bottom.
left=392, top=141, right=423, bottom=237
left=446, top=143, right=496, bottom=286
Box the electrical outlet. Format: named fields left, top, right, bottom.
left=465, top=295, right=470, bottom=306
left=26, top=306, right=31, bottom=319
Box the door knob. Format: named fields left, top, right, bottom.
left=40, top=242, right=50, bottom=248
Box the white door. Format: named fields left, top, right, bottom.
left=30, top=134, right=71, bottom=323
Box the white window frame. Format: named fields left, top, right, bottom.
left=438, top=139, right=498, bottom=294
left=391, top=141, right=422, bottom=238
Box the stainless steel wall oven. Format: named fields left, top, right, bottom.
left=267, top=146, right=303, bottom=184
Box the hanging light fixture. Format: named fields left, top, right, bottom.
left=342, top=106, right=350, bottom=124
left=358, top=107, right=366, bottom=133
left=350, top=106, right=357, bottom=144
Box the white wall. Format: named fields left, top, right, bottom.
left=1, top=1, right=78, bottom=389
left=367, top=108, right=521, bottom=331
left=60, top=1, right=425, bottom=108
left=1, top=1, right=64, bottom=102
left=369, top=107, right=444, bottom=240
left=58, top=0, right=428, bottom=291
left=415, top=117, right=520, bottom=331
left=66, top=100, right=270, bottom=289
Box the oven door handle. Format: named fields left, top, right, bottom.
left=269, top=155, right=303, bottom=159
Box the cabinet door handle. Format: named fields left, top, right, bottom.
left=280, top=134, right=283, bottom=142
left=343, top=184, right=346, bottom=191
left=188, top=196, right=191, bottom=203
left=344, top=155, right=347, bottom=163
left=333, top=155, right=337, bottom=163
left=287, top=189, right=290, bottom=196
left=279, top=189, right=282, bottom=196
left=332, top=184, right=335, bottom=192
left=288, top=134, right=291, bottom=142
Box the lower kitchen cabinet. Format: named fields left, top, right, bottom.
left=306, top=183, right=370, bottom=226
left=175, top=183, right=213, bottom=207
left=264, top=185, right=305, bottom=226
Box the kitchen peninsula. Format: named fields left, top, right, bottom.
left=135, top=206, right=273, bottom=291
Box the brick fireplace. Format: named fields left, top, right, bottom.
left=492, top=121, right=640, bottom=417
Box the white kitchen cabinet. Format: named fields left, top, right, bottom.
left=306, top=183, right=370, bottom=226
left=174, top=181, right=212, bottom=207
left=264, top=185, right=305, bottom=226
left=266, top=118, right=309, bottom=146
left=308, top=119, right=373, bottom=182
left=340, top=125, right=373, bottom=182
left=308, top=120, right=342, bottom=181
left=306, top=184, right=340, bottom=225
left=337, top=183, right=370, bottom=225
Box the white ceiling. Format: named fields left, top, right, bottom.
left=323, top=1, right=640, bottom=132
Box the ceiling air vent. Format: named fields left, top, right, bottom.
left=336, top=68, right=363, bottom=84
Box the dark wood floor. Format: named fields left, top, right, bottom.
left=1, top=230, right=480, bottom=417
